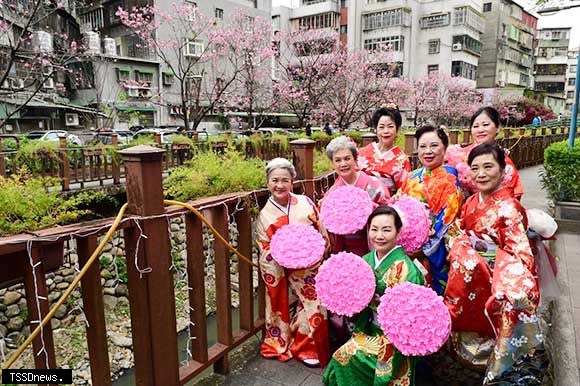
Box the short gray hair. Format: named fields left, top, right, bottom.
left=266, top=157, right=296, bottom=179
left=326, top=136, right=358, bottom=160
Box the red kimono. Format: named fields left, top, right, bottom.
left=358, top=143, right=411, bottom=196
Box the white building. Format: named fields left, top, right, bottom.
left=347, top=0, right=485, bottom=85
left=565, top=47, right=578, bottom=114
left=534, top=27, right=571, bottom=98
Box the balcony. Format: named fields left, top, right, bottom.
left=291, top=1, right=339, bottom=19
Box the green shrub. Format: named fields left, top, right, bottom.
left=346, top=130, right=362, bottom=142
left=128, top=134, right=156, bottom=146
left=14, top=140, right=60, bottom=173
left=311, top=131, right=330, bottom=141
left=314, top=149, right=333, bottom=176
left=541, top=141, right=580, bottom=202
left=164, top=150, right=266, bottom=201
left=270, top=133, right=289, bottom=151
left=171, top=134, right=196, bottom=147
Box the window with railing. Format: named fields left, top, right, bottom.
left=567, top=90, right=575, bottom=99
left=428, top=39, right=440, bottom=54
left=126, top=35, right=153, bottom=59
left=420, top=13, right=450, bottom=29
left=520, top=73, right=530, bottom=87
left=364, top=35, right=404, bottom=52
left=362, top=8, right=410, bottom=31
left=428, top=65, right=439, bottom=74
left=302, top=0, right=337, bottom=5
left=535, top=64, right=567, bottom=75
left=452, top=35, right=482, bottom=55
left=108, top=0, right=124, bottom=24
left=298, top=12, right=339, bottom=30
left=535, top=81, right=565, bottom=93
left=453, top=6, right=484, bottom=33
left=80, top=8, right=104, bottom=31
left=569, top=78, right=576, bottom=86
left=571, top=65, right=577, bottom=74
left=451, top=60, right=477, bottom=80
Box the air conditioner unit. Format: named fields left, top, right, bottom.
left=140, top=89, right=152, bottom=98
left=42, top=78, right=55, bottom=89
left=103, top=37, right=116, bottom=56
left=452, top=43, right=462, bottom=51
left=406, top=111, right=416, bottom=119
left=184, top=41, right=203, bottom=57
left=65, top=113, right=79, bottom=126
left=498, top=80, right=506, bottom=87
left=32, top=31, right=53, bottom=53
left=127, top=88, right=139, bottom=97
left=84, top=31, right=101, bottom=55
left=10, top=78, right=24, bottom=90
left=2, top=79, right=10, bottom=89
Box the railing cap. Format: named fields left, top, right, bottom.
left=290, top=138, right=316, bottom=146
left=362, top=132, right=377, bottom=138
left=118, top=145, right=165, bottom=161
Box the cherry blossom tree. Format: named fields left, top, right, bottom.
left=0, top=1, right=85, bottom=131
left=117, top=2, right=262, bottom=131
left=273, top=29, right=340, bottom=128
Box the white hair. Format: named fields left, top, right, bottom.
left=266, top=157, right=296, bottom=179
left=326, top=136, right=358, bottom=160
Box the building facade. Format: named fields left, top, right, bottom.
left=565, top=47, right=578, bottom=114
left=534, top=27, right=571, bottom=99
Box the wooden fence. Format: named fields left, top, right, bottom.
left=0, top=140, right=334, bottom=385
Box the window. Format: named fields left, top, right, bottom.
left=570, top=78, right=576, bottom=86
left=535, top=82, right=565, bottom=93
left=116, top=68, right=130, bottom=82
left=538, top=47, right=548, bottom=57
left=552, top=31, right=562, bottom=40
left=135, top=70, right=153, bottom=85
left=535, top=64, right=567, bottom=75
left=420, top=13, right=450, bottom=29
left=428, top=65, right=439, bottom=74
left=215, top=8, right=223, bottom=20
left=162, top=72, right=174, bottom=86
left=451, top=60, right=477, bottom=80
left=453, top=6, right=485, bottom=32
left=428, top=39, right=440, bottom=54
left=362, top=8, right=410, bottom=31
left=566, top=103, right=573, bottom=110
left=364, top=35, right=405, bottom=52
left=483, top=3, right=492, bottom=12
left=452, top=35, right=482, bottom=55
left=243, top=16, right=255, bottom=32
left=184, top=39, right=204, bottom=57
left=298, top=12, right=339, bottom=30
left=340, top=25, right=347, bottom=34
left=568, top=91, right=575, bottom=99
left=108, top=0, right=124, bottom=24
left=272, top=15, right=281, bottom=31
left=571, top=65, right=577, bottom=74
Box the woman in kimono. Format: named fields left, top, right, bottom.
left=358, top=104, right=411, bottom=196
left=399, top=125, right=462, bottom=295
left=256, top=158, right=329, bottom=367
left=323, top=206, right=425, bottom=386
left=325, top=135, right=390, bottom=257
left=445, top=106, right=524, bottom=199
left=443, top=143, right=548, bottom=385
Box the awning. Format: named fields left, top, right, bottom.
left=116, top=67, right=131, bottom=73
left=0, top=96, right=108, bottom=118
left=134, top=69, right=155, bottom=75
left=115, top=104, right=157, bottom=112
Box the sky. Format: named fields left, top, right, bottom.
left=272, top=0, right=580, bottom=48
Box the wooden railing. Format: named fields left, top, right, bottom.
left=0, top=139, right=334, bottom=385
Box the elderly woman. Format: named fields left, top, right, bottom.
left=445, top=106, right=523, bottom=199
left=325, top=136, right=390, bottom=257
left=358, top=105, right=411, bottom=196
left=399, top=126, right=462, bottom=295
left=255, top=158, right=329, bottom=367
left=440, top=143, right=548, bottom=385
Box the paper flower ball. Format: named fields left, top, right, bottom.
left=315, top=252, right=375, bottom=317
left=270, top=224, right=325, bottom=269
left=320, top=185, right=373, bottom=235
left=445, top=144, right=467, bottom=167
left=377, top=282, right=451, bottom=356
left=392, top=195, right=430, bottom=254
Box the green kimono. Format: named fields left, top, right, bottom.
left=323, top=246, right=425, bottom=386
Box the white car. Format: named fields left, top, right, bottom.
left=133, top=128, right=177, bottom=144
left=26, top=130, right=83, bottom=145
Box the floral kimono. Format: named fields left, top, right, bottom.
left=445, top=143, right=524, bottom=200
left=443, top=187, right=548, bottom=384
left=323, top=246, right=425, bottom=386
left=358, top=143, right=411, bottom=196
left=256, top=193, right=330, bottom=365
left=398, top=165, right=462, bottom=295
left=326, top=171, right=390, bottom=257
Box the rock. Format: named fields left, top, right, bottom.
left=101, top=269, right=111, bottom=279
left=7, top=316, right=24, bottom=331
left=103, top=295, right=118, bottom=308
left=54, top=304, right=67, bottom=319
left=171, top=223, right=181, bottom=232
left=0, top=303, right=6, bottom=312
left=54, top=275, right=64, bottom=284
left=77, top=370, right=90, bottom=381
left=5, top=304, right=20, bottom=317
left=115, top=284, right=128, bottom=297
left=176, top=233, right=186, bottom=243
left=46, top=278, right=54, bottom=287
left=48, top=291, right=62, bottom=303
left=103, top=243, right=113, bottom=253
left=60, top=268, right=75, bottom=277
left=51, top=318, right=61, bottom=329
left=116, top=297, right=129, bottom=307
left=109, top=332, right=132, bottom=348
left=2, top=291, right=21, bottom=306
left=56, top=282, right=70, bottom=290
left=104, top=287, right=116, bottom=296
left=0, top=314, right=7, bottom=323
left=0, top=324, right=7, bottom=337
left=5, top=332, right=21, bottom=348
left=17, top=297, right=27, bottom=307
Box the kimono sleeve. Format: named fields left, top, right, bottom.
left=255, top=214, right=271, bottom=262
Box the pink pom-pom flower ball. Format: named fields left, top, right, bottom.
left=270, top=223, right=326, bottom=269
left=320, top=185, right=373, bottom=235
left=377, top=282, right=451, bottom=356
left=315, top=252, right=375, bottom=317
left=392, top=195, right=430, bottom=254
left=445, top=144, right=466, bottom=167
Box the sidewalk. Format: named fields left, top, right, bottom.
left=196, top=165, right=579, bottom=386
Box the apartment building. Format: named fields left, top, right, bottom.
left=565, top=47, right=578, bottom=114
left=477, top=0, right=537, bottom=89
left=347, top=0, right=485, bottom=85
left=534, top=27, right=571, bottom=99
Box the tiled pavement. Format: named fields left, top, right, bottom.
left=196, top=165, right=580, bottom=386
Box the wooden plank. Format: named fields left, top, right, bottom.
left=209, top=206, right=233, bottom=375
left=77, top=236, right=112, bottom=386
left=22, top=242, right=58, bottom=386
left=185, top=213, right=208, bottom=363
left=235, top=206, right=254, bottom=332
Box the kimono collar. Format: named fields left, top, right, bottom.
left=340, top=171, right=362, bottom=186
left=373, top=246, right=403, bottom=269
left=269, top=194, right=292, bottom=215
left=478, top=186, right=514, bottom=204
left=373, top=142, right=395, bottom=156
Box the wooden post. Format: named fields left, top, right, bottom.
left=403, top=131, right=415, bottom=155
left=119, top=145, right=180, bottom=386
left=0, top=136, right=5, bottom=177
left=154, top=132, right=162, bottom=145
left=59, top=135, right=70, bottom=191
left=235, top=206, right=254, bottom=333
left=519, top=127, right=526, bottom=136
left=462, top=129, right=471, bottom=144
left=361, top=133, right=377, bottom=147
left=111, top=133, right=121, bottom=185
left=551, top=127, right=558, bottom=135
left=290, top=139, right=315, bottom=199
left=448, top=130, right=459, bottom=145
left=504, top=128, right=512, bottom=138
left=78, top=236, right=112, bottom=386
left=541, top=126, right=547, bottom=136
left=531, top=128, right=537, bottom=137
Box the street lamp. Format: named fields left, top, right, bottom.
left=538, top=1, right=580, bottom=147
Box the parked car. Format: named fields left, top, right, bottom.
left=25, top=130, right=83, bottom=145
left=93, top=129, right=134, bottom=145
left=132, top=128, right=177, bottom=144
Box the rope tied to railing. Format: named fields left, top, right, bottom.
left=0, top=198, right=257, bottom=373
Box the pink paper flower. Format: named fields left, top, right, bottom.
left=320, top=185, right=373, bottom=235
left=377, top=282, right=451, bottom=356
left=315, top=252, right=375, bottom=317
left=270, top=224, right=325, bottom=269
left=392, top=196, right=430, bottom=254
